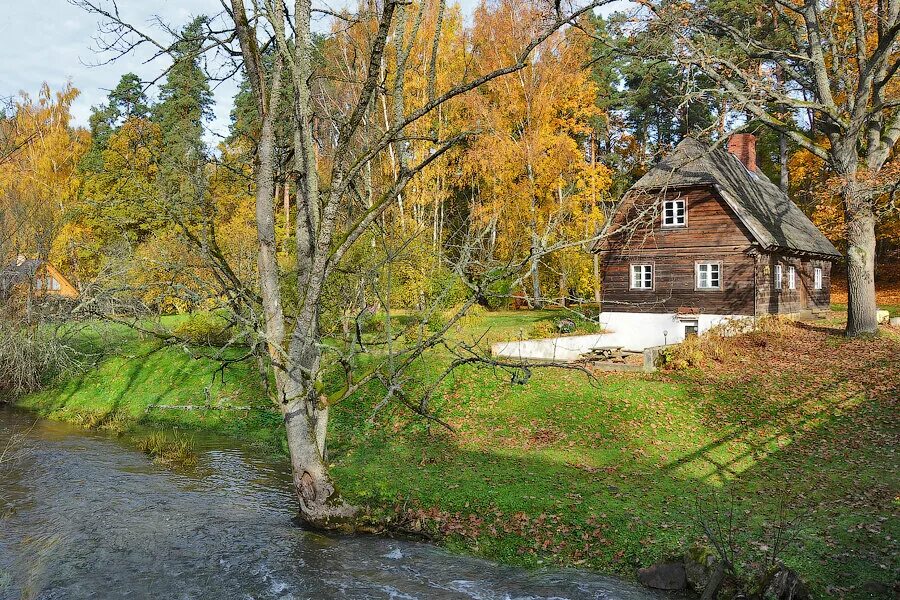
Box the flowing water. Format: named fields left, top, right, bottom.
left=0, top=408, right=664, bottom=600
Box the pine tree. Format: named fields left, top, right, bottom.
left=83, top=73, right=151, bottom=171
left=151, top=16, right=213, bottom=215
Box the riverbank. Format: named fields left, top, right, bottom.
left=0, top=409, right=663, bottom=599
left=13, top=311, right=899, bottom=598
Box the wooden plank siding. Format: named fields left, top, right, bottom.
left=755, top=255, right=831, bottom=314
left=600, top=186, right=759, bottom=315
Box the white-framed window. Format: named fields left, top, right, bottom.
left=788, top=266, right=796, bottom=290
left=814, top=267, right=823, bottom=290
left=662, top=198, right=686, bottom=227
left=630, top=264, right=653, bottom=289
left=684, top=320, right=699, bottom=337
left=696, top=262, right=721, bottom=289
left=44, top=276, right=59, bottom=291
left=774, top=264, right=783, bottom=290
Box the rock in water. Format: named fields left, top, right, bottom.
left=637, top=562, right=687, bottom=590
left=765, top=569, right=810, bottom=600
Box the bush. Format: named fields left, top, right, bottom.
left=657, top=336, right=707, bottom=370
left=0, top=321, right=80, bottom=398
left=173, top=312, right=234, bottom=346
left=528, top=314, right=604, bottom=339
left=482, top=271, right=514, bottom=310
left=424, top=310, right=448, bottom=333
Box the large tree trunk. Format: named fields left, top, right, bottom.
left=844, top=186, right=878, bottom=336
left=832, top=144, right=879, bottom=337
left=281, top=315, right=355, bottom=529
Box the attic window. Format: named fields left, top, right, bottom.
left=662, top=199, right=686, bottom=227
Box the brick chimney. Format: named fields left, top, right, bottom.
left=727, top=133, right=757, bottom=172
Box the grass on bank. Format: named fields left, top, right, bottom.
left=14, top=309, right=899, bottom=599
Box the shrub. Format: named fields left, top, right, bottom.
left=0, top=321, right=80, bottom=398
left=173, top=312, right=234, bottom=346
left=482, top=271, right=514, bottom=310
left=527, top=315, right=604, bottom=339
left=657, top=336, right=706, bottom=370
left=424, top=310, right=448, bottom=333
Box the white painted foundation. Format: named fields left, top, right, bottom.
left=491, top=312, right=752, bottom=362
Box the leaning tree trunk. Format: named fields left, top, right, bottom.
left=843, top=178, right=878, bottom=336
left=280, top=312, right=356, bottom=530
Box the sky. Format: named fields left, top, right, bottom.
left=2, top=0, right=625, bottom=143
left=2, top=1, right=246, bottom=142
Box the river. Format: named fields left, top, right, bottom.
left=0, top=408, right=664, bottom=600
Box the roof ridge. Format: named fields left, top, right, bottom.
left=626, top=136, right=841, bottom=259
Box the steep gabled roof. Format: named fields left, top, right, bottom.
left=0, top=258, right=43, bottom=289
left=607, top=137, right=841, bottom=259
left=0, top=258, right=79, bottom=299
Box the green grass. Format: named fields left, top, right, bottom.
left=831, top=301, right=900, bottom=317
left=17, top=319, right=285, bottom=452
left=14, top=310, right=899, bottom=598
left=135, top=429, right=198, bottom=467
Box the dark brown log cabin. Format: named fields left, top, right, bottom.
left=594, top=135, right=840, bottom=318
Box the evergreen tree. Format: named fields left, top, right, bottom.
left=151, top=16, right=213, bottom=215
left=83, top=73, right=151, bottom=171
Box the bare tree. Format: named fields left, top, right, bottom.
left=73, top=0, right=618, bottom=528
left=620, top=0, right=899, bottom=336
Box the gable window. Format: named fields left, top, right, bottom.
left=630, top=264, right=653, bottom=290
left=662, top=199, right=686, bottom=227
left=814, top=267, right=823, bottom=290
left=774, top=264, right=783, bottom=290
left=788, top=266, right=796, bottom=290
left=696, top=262, right=721, bottom=289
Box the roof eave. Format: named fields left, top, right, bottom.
left=761, top=245, right=843, bottom=262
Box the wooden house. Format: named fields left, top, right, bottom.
left=592, top=134, right=840, bottom=347
left=0, top=256, right=79, bottom=301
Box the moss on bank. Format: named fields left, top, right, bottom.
left=15, top=312, right=899, bottom=599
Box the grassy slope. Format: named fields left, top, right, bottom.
left=15, top=311, right=899, bottom=598
left=18, top=320, right=284, bottom=450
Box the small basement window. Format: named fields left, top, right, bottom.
left=630, top=264, right=653, bottom=289
left=662, top=199, right=686, bottom=227
left=788, top=266, right=796, bottom=290
left=774, top=264, right=783, bottom=290
left=696, top=262, right=721, bottom=289
left=814, top=267, right=823, bottom=290
left=684, top=320, right=699, bottom=337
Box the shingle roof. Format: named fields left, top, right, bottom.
left=0, top=258, right=43, bottom=295
left=623, top=137, right=841, bottom=259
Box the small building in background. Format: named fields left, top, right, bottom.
left=0, top=256, right=79, bottom=301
